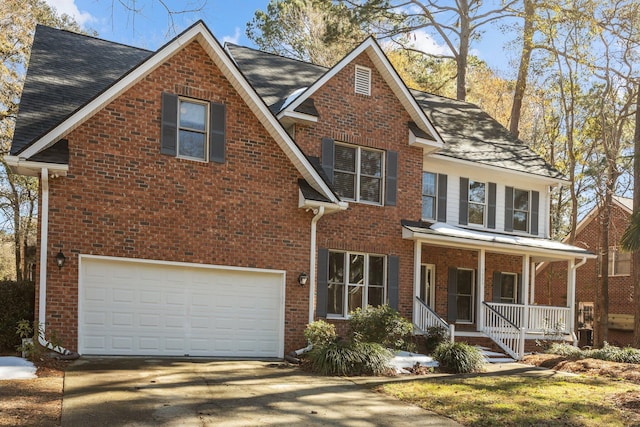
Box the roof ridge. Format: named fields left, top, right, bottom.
left=225, top=42, right=328, bottom=71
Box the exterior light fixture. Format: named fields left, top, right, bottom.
left=55, top=250, right=66, bottom=269
left=298, top=272, right=308, bottom=286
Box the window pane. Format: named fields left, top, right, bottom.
left=335, top=145, right=356, bottom=172
left=616, top=250, right=631, bottom=275
left=369, top=256, right=384, bottom=286
left=422, top=196, right=436, bottom=220
left=329, top=252, right=345, bottom=283
left=179, top=101, right=206, bottom=131
left=469, top=181, right=485, bottom=203
left=327, top=283, right=344, bottom=316
left=513, top=211, right=528, bottom=232
left=368, top=286, right=383, bottom=307
left=360, top=149, right=382, bottom=176
left=501, top=274, right=516, bottom=302
left=457, top=296, right=472, bottom=322
left=178, top=130, right=206, bottom=159
left=349, top=254, right=364, bottom=284
left=457, top=270, right=473, bottom=294
left=359, top=176, right=381, bottom=203
left=514, top=189, right=529, bottom=211
left=348, top=285, right=363, bottom=313
left=334, top=172, right=355, bottom=199
left=422, top=172, right=436, bottom=196
left=468, top=203, right=484, bottom=225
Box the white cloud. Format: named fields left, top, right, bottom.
left=44, top=0, right=96, bottom=27
left=408, top=29, right=452, bottom=57
left=222, top=27, right=241, bottom=45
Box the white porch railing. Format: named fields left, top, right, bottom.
left=485, top=302, right=571, bottom=334
left=482, top=302, right=525, bottom=360
left=414, top=297, right=455, bottom=341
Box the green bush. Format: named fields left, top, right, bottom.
left=424, top=326, right=449, bottom=353
left=0, top=281, right=35, bottom=352
left=304, top=320, right=337, bottom=347
left=306, top=340, right=393, bottom=376
left=545, top=342, right=583, bottom=358
left=348, top=305, right=414, bottom=351
left=545, top=342, right=640, bottom=365
left=433, top=341, right=485, bottom=373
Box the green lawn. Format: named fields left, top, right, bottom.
left=382, top=375, right=640, bottom=426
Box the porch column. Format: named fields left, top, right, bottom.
left=530, top=262, right=536, bottom=305
left=568, top=258, right=576, bottom=333
left=477, top=248, right=486, bottom=331
left=522, top=255, right=530, bottom=330
left=413, top=239, right=422, bottom=325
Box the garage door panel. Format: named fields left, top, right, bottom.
left=79, top=257, right=284, bottom=357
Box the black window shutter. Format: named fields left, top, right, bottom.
left=447, top=267, right=458, bottom=322
left=505, top=186, right=514, bottom=232
left=388, top=255, right=400, bottom=310
left=160, top=93, right=178, bottom=156
left=488, top=182, right=497, bottom=229
left=531, top=191, right=540, bottom=235
left=385, top=151, right=398, bottom=206
left=517, top=273, right=523, bottom=305
left=316, top=248, right=329, bottom=318
left=492, top=271, right=502, bottom=303
left=437, top=174, right=448, bottom=222
left=459, top=177, right=469, bottom=225
left=209, top=102, right=226, bottom=163
left=321, top=138, right=335, bottom=184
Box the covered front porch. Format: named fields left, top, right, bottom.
left=403, top=221, right=596, bottom=360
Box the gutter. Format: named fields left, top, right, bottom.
left=37, top=168, right=77, bottom=358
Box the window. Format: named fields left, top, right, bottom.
left=499, top=273, right=518, bottom=304
left=354, top=65, right=371, bottom=96
left=334, top=143, right=383, bottom=204
left=422, top=172, right=437, bottom=220
left=598, top=248, right=631, bottom=276
left=327, top=251, right=386, bottom=317
left=578, top=302, right=594, bottom=329
left=178, top=98, right=209, bottom=161
left=468, top=180, right=486, bottom=226
left=512, top=189, right=530, bottom=232
left=456, top=268, right=475, bottom=323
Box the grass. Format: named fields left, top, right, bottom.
left=382, top=375, right=640, bottom=426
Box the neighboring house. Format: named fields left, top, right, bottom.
left=7, top=22, right=595, bottom=360
left=535, top=196, right=635, bottom=347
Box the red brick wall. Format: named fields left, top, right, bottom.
left=39, top=41, right=314, bottom=352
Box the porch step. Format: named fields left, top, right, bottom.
left=475, top=346, right=516, bottom=364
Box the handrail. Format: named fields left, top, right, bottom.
left=482, top=301, right=525, bottom=360
left=414, top=297, right=455, bottom=341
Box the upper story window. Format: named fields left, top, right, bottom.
left=598, top=248, right=631, bottom=276
left=334, top=143, right=383, bottom=204
left=512, top=189, right=530, bottom=232
left=422, top=172, right=437, bottom=220
left=354, top=65, right=371, bottom=96
left=178, top=99, right=208, bottom=161
left=468, top=180, right=486, bottom=226
left=327, top=251, right=386, bottom=317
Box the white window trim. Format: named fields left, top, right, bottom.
left=422, top=172, right=437, bottom=221
left=500, top=272, right=518, bottom=304
left=177, top=97, right=209, bottom=162
left=354, top=65, right=372, bottom=96
left=467, top=180, right=486, bottom=227
left=327, top=250, right=387, bottom=319
left=512, top=188, right=531, bottom=233
left=456, top=267, right=475, bottom=324
left=334, top=142, right=385, bottom=206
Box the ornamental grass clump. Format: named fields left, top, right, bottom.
left=545, top=342, right=583, bottom=358
left=306, top=340, right=393, bottom=376
left=433, top=341, right=485, bottom=374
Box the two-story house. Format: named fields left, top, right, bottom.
left=536, top=196, right=635, bottom=347
left=7, top=22, right=594, bottom=360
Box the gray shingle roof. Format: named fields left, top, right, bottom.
left=11, top=25, right=151, bottom=156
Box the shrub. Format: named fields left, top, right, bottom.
left=304, top=320, right=337, bottom=347
left=306, top=340, right=393, bottom=376
left=424, top=326, right=449, bottom=353
left=433, top=341, right=485, bottom=374
left=545, top=342, right=583, bottom=358
left=0, top=281, right=35, bottom=352
left=545, top=342, right=640, bottom=365
left=348, top=305, right=414, bottom=351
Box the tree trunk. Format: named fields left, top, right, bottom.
left=633, top=88, right=640, bottom=348
left=456, top=0, right=470, bottom=101
left=509, top=0, right=535, bottom=137
left=594, top=199, right=610, bottom=347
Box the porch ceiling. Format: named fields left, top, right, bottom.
left=402, top=220, right=596, bottom=263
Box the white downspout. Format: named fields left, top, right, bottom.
left=37, top=168, right=75, bottom=356
left=569, top=256, right=588, bottom=345
left=308, top=206, right=325, bottom=325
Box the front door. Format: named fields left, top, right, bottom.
left=418, top=264, right=436, bottom=309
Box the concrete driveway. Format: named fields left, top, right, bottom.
left=61, top=357, right=461, bottom=426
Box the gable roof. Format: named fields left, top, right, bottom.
left=225, top=44, right=563, bottom=181
left=573, top=196, right=633, bottom=238
left=9, top=22, right=343, bottom=207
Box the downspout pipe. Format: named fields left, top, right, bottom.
left=37, top=168, right=77, bottom=358
left=308, top=206, right=325, bottom=325
left=569, top=256, right=588, bottom=346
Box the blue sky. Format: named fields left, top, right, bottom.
left=43, top=0, right=515, bottom=75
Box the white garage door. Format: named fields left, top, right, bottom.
left=79, top=256, right=285, bottom=357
